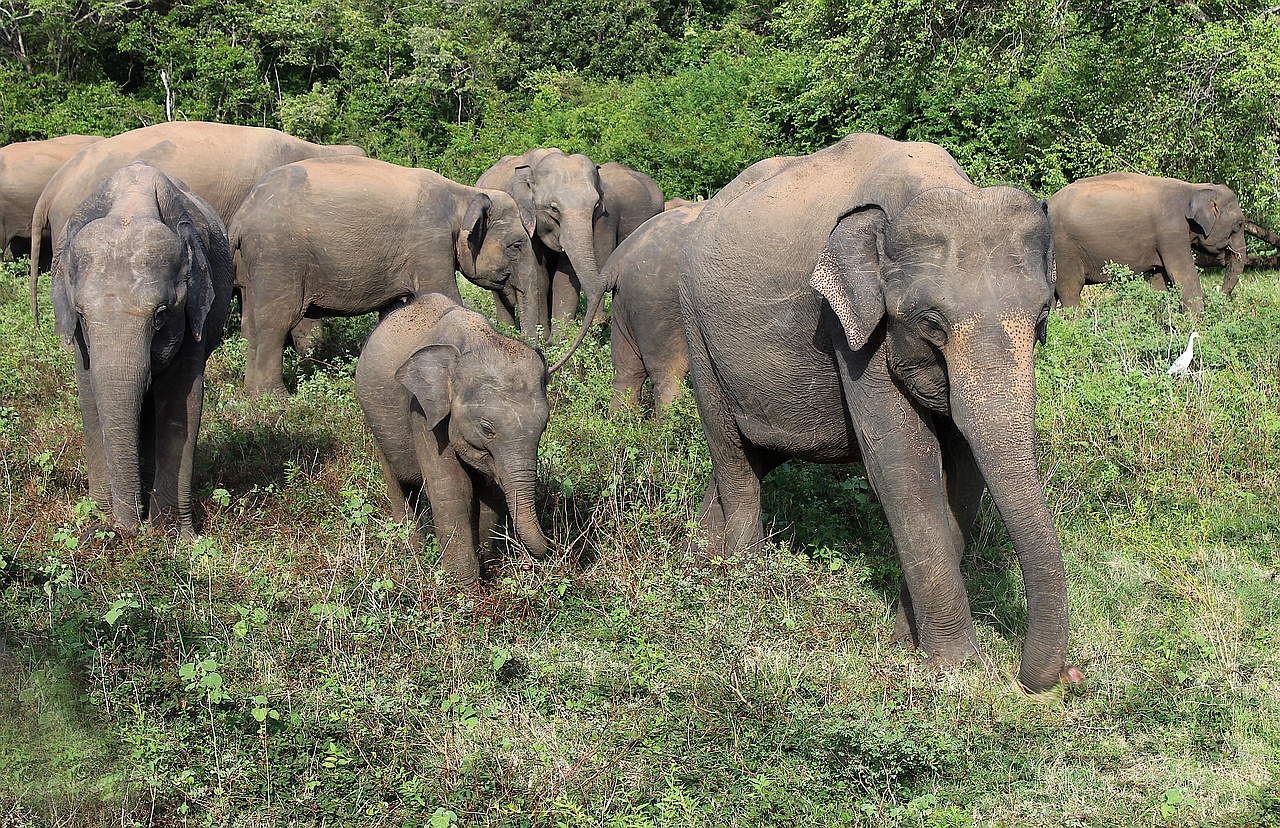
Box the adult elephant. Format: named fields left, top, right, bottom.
left=355, top=293, right=550, bottom=586
left=679, top=133, right=1073, bottom=696
left=51, top=163, right=233, bottom=538
left=608, top=202, right=705, bottom=417
left=475, top=149, right=663, bottom=338
left=30, top=121, right=364, bottom=323
left=231, top=155, right=545, bottom=396
left=1048, top=172, right=1247, bottom=311
left=0, top=134, right=102, bottom=264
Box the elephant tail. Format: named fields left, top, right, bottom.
left=29, top=192, right=49, bottom=327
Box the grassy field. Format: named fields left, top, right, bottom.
left=1, top=257, right=1278, bottom=827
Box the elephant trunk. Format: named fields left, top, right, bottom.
left=90, top=350, right=150, bottom=532
left=548, top=215, right=604, bottom=372
left=948, top=328, right=1069, bottom=695
left=500, top=466, right=548, bottom=560
left=514, top=250, right=550, bottom=343
left=1221, top=226, right=1248, bottom=297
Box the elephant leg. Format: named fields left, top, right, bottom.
left=609, top=312, right=646, bottom=415
left=245, top=288, right=304, bottom=396
left=375, top=448, right=424, bottom=549
left=412, top=417, right=480, bottom=586
left=550, top=254, right=581, bottom=329
left=289, top=318, right=323, bottom=357
left=1148, top=272, right=1169, bottom=291
left=473, top=475, right=507, bottom=575
left=1156, top=241, right=1205, bottom=313
left=651, top=374, right=685, bottom=420
left=891, top=418, right=986, bottom=647
left=1053, top=253, right=1087, bottom=309
left=834, top=340, right=977, bottom=665
left=149, top=365, right=203, bottom=538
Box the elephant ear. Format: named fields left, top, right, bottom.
left=809, top=206, right=888, bottom=351
left=49, top=241, right=85, bottom=360
left=156, top=183, right=217, bottom=342
left=1187, top=187, right=1222, bottom=237
left=396, top=343, right=460, bottom=430
left=512, top=165, right=537, bottom=238
left=455, top=192, right=491, bottom=280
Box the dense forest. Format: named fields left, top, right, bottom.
left=0, top=0, right=1277, bottom=217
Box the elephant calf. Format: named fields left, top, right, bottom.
left=1048, top=172, right=1248, bottom=311
left=231, top=155, right=545, bottom=395
left=355, top=293, right=550, bottom=586
left=608, top=202, right=705, bottom=417
left=51, top=162, right=233, bottom=538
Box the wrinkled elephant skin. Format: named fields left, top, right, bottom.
left=50, top=163, right=233, bottom=539
left=679, top=133, right=1072, bottom=695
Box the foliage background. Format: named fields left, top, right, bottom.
left=0, top=0, right=1276, bottom=213
left=2, top=1, right=1280, bottom=826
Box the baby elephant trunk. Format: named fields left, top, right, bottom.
left=500, top=466, right=548, bottom=560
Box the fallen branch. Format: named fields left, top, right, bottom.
left=1245, top=220, right=1280, bottom=248
left=1247, top=254, right=1280, bottom=269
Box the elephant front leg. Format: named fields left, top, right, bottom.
left=550, top=254, right=581, bottom=330
left=414, top=419, right=481, bottom=587
left=150, top=366, right=203, bottom=539
left=73, top=362, right=115, bottom=516
left=891, top=419, right=987, bottom=649
left=835, top=344, right=978, bottom=665
left=1156, top=241, right=1206, bottom=314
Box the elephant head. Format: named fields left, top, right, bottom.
left=1187, top=184, right=1247, bottom=294
left=456, top=190, right=548, bottom=340
left=512, top=152, right=612, bottom=318
left=811, top=186, right=1068, bottom=695
left=50, top=172, right=218, bottom=532
left=396, top=341, right=551, bottom=564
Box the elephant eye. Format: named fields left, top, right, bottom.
left=507, top=240, right=523, bottom=252
left=916, top=312, right=948, bottom=347
left=479, top=421, right=497, bottom=440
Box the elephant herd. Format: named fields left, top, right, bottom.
left=10, top=119, right=1249, bottom=699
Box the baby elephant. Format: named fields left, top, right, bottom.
left=355, top=293, right=550, bottom=585
left=50, top=162, right=233, bottom=538
left=608, top=202, right=704, bottom=417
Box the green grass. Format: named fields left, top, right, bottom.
left=1, top=259, right=1278, bottom=827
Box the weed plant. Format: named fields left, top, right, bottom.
left=1, top=260, right=1278, bottom=827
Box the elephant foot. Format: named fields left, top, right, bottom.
left=921, top=644, right=981, bottom=671
left=1014, top=665, right=1086, bottom=703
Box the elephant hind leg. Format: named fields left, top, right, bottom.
left=609, top=311, right=646, bottom=415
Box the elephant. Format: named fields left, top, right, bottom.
left=664, top=197, right=693, bottom=211
left=229, top=155, right=545, bottom=396
left=608, top=202, right=705, bottom=417
left=678, top=132, right=1073, bottom=696
left=475, top=149, right=663, bottom=343
left=1048, top=172, right=1248, bottom=311
left=30, top=120, right=364, bottom=325
left=354, top=293, right=550, bottom=586
left=0, top=134, right=102, bottom=265
left=50, top=162, right=233, bottom=539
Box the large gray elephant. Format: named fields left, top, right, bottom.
left=679, top=133, right=1073, bottom=696
left=50, top=162, right=233, bottom=538
left=475, top=149, right=663, bottom=339
left=0, top=135, right=102, bottom=264
left=1048, top=172, right=1248, bottom=311
left=230, top=155, right=545, bottom=396
left=355, top=293, right=550, bottom=586
left=30, top=121, right=364, bottom=324
left=608, top=202, right=705, bottom=417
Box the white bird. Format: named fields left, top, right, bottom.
left=1167, top=331, right=1200, bottom=375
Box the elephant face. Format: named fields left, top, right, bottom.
left=1188, top=185, right=1246, bottom=253
left=54, top=216, right=211, bottom=373
left=457, top=191, right=539, bottom=293
left=814, top=186, right=1053, bottom=416
left=513, top=152, right=604, bottom=255
left=395, top=340, right=550, bottom=555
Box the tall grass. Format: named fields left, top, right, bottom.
left=1, top=259, right=1277, bottom=827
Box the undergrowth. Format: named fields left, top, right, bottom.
left=1, top=260, right=1277, bottom=827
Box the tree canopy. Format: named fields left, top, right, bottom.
left=0, top=0, right=1276, bottom=217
